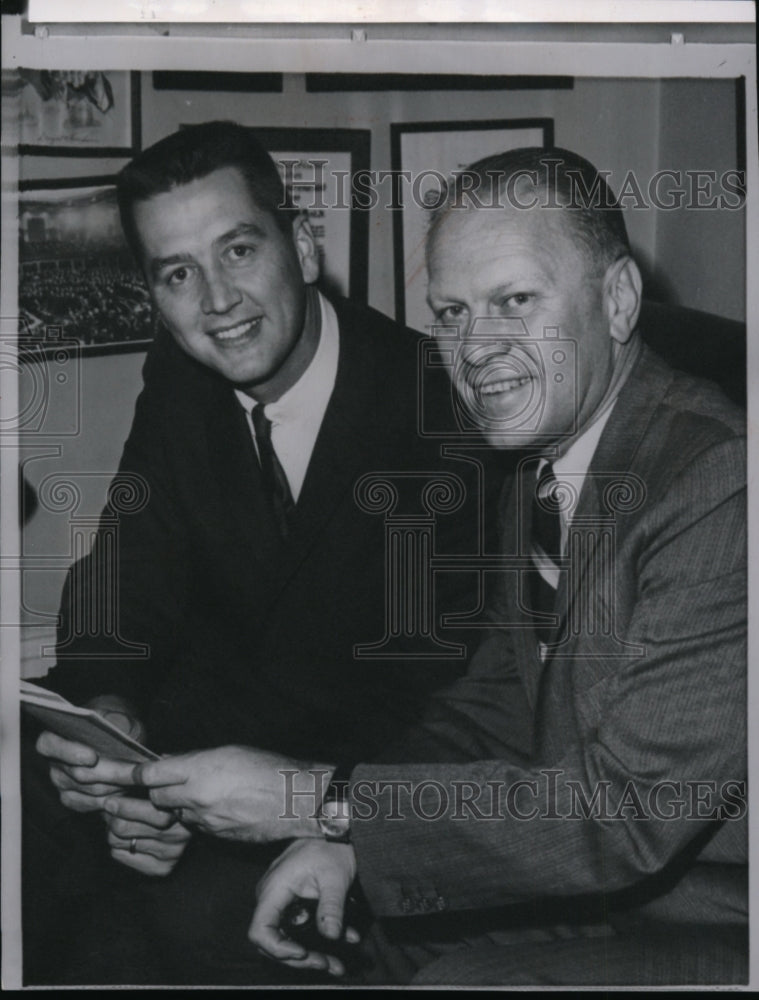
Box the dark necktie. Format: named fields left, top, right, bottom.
left=529, top=461, right=562, bottom=645
left=252, top=405, right=295, bottom=539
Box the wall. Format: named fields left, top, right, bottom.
left=655, top=77, right=745, bottom=318
left=139, top=75, right=666, bottom=320
left=19, top=352, right=145, bottom=674
left=17, top=72, right=745, bottom=673
left=20, top=74, right=745, bottom=320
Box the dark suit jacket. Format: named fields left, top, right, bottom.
left=349, top=344, right=747, bottom=937
left=46, top=298, right=501, bottom=764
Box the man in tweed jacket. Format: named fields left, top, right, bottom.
left=151, top=147, right=748, bottom=985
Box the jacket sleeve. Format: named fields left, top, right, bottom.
left=349, top=436, right=746, bottom=917
left=43, top=345, right=191, bottom=719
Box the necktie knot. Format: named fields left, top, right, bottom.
left=252, top=404, right=273, bottom=447
left=532, top=461, right=562, bottom=558
left=536, top=462, right=559, bottom=503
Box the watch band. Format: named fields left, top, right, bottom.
left=323, top=763, right=353, bottom=800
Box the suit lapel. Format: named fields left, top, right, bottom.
left=192, top=297, right=382, bottom=611
left=548, top=345, right=674, bottom=654
left=534, top=346, right=675, bottom=755
left=258, top=299, right=382, bottom=597
left=502, top=459, right=547, bottom=710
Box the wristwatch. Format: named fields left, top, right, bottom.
left=316, top=765, right=352, bottom=843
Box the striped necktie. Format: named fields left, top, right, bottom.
left=252, top=405, right=295, bottom=539
left=529, top=461, right=562, bottom=645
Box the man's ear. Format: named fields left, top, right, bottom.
left=603, top=255, right=643, bottom=345
left=292, top=214, right=320, bottom=285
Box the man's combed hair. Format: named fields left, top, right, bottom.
left=116, top=120, right=295, bottom=259
left=429, top=146, right=631, bottom=274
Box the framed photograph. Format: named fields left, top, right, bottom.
left=391, top=117, right=554, bottom=331
left=18, top=177, right=153, bottom=357
left=244, top=127, right=371, bottom=302
left=18, top=70, right=141, bottom=156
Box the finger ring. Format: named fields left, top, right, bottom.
left=129, top=838, right=137, bottom=855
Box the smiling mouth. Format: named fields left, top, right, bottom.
left=479, top=375, right=532, bottom=395
left=210, top=317, right=262, bottom=342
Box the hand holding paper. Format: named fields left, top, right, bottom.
left=25, top=682, right=193, bottom=875
left=34, top=693, right=148, bottom=814
left=134, top=746, right=331, bottom=844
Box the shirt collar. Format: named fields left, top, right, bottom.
left=548, top=335, right=642, bottom=482
left=553, top=398, right=616, bottom=483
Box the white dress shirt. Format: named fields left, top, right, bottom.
left=234, top=291, right=340, bottom=503
left=549, top=401, right=617, bottom=550
left=540, top=336, right=643, bottom=552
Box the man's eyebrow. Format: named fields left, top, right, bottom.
left=214, top=222, right=268, bottom=245
left=149, top=252, right=194, bottom=279
left=426, top=278, right=531, bottom=310
left=148, top=223, right=268, bottom=278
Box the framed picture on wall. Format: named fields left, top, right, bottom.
left=18, top=177, right=153, bottom=358
left=391, top=118, right=554, bottom=331
left=205, top=126, right=371, bottom=302
left=18, top=70, right=141, bottom=156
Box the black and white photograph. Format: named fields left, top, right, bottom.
left=0, top=1, right=756, bottom=992
left=19, top=179, right=153, bottom=355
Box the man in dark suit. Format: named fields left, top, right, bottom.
left=198, top=147, right=745, bottom=985
left=25, top=122, right=497, bottom=984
